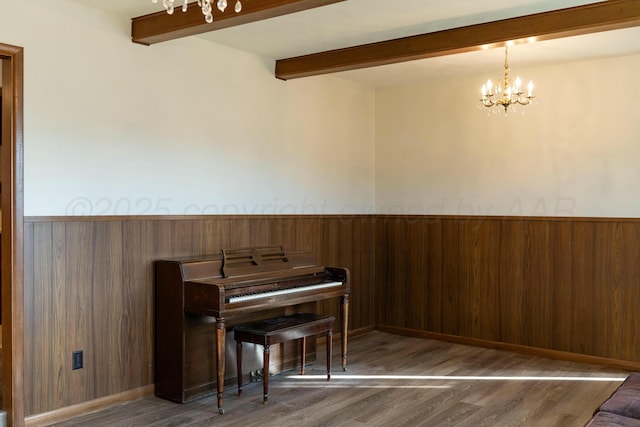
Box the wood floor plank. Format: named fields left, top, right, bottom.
left=51, top=331, right=628, bottom=427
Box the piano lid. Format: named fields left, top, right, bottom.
left=222, top=246, right=316, bottom=278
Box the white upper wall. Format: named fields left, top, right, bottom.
left=3, top=1, right=640, bottom=218
left=0, top=0, right=375, bottom=216
left=375, top=53, right=640, bottom=217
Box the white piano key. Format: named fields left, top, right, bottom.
left=228, top=281, right=343, bottom=304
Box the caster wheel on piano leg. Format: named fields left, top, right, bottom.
left=218, top=408, right=225, bottom=415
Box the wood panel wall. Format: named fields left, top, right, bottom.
left=375, top=215, right=640, bottom=363
left=22, top=214, right=640, bottom=417
left=23, top=215, right=376, bottom=417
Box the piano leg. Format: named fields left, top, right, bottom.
left=341, top=294, right=349, bottom=371
left=215, top=317, right=226, bottom=414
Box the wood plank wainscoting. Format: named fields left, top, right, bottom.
left=22, top=214, right=640, bottom=423
left=375, top=215, right=640, bottom=367
left=22, top=215, right=375, bottom=421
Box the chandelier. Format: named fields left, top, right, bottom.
left=479, top=45, right=534, bottom=114
left=152, top=0, right=243, bottom=23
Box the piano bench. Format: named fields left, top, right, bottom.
left=233, top=313, right=335, bottom=403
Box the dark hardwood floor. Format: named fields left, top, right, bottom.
left=51, top=331, right=628, bottom=426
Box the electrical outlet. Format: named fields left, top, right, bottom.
left=72, top=350, right=83, bottom=370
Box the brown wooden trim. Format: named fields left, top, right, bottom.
left=276, top=0, right=640, bottom=80
left=316, top=324, right=374, bottom=346
left=24, top=214, right=378, bottom=223
left=374, top=214, right=640, bottom=223
left=1, top=41, right=25, bottom=427
left=23, top=385, right=154, bottom=427
left=24, top=214, right=640, bottom=224
left=132, top=0, right=346, bottom=45
left=376, top=325, right=640, bottom=372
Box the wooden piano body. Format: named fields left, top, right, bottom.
left=154, top=246, right=350, bottom=412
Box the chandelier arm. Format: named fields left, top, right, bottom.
left=516, top=97, right=534, bottom=106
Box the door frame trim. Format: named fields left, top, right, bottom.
left=1, top=42, right=25, bottom=427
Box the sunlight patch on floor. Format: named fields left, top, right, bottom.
left=284, top=374, right=627, bottom=382
left=278, top=384, right=452, bottom=389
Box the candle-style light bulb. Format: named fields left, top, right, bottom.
left=528, top=81, right=534, bottom=97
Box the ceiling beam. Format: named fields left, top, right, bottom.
left=275, top=0, right=640, bottom=80
left=132, top=0, right=346, bottom=45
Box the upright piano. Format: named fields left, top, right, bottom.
left=155, top=246, right=350, bottom=414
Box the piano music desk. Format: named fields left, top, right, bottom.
left=234, top=313, right=335, bottom=404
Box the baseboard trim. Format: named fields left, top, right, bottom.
left=375, top=325, right=640, bottom=372
left=24, top=385, right=154, bottom=427
left=317, top=324, right=375, bottom=345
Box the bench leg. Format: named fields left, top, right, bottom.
left=236, top=340, right=243, bottom=396
left=263, top=344, right=270, bottom=403
left=326, top=330, right=332, bottom=381
left=341, top=295, right=349, bottom=371
left=300, top=337, right=306, bottom=375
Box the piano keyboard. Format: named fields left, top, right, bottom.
left=228, top=281, right=343, bottom=304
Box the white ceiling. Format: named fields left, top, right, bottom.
left=72, top=0, right=640, bottom=87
